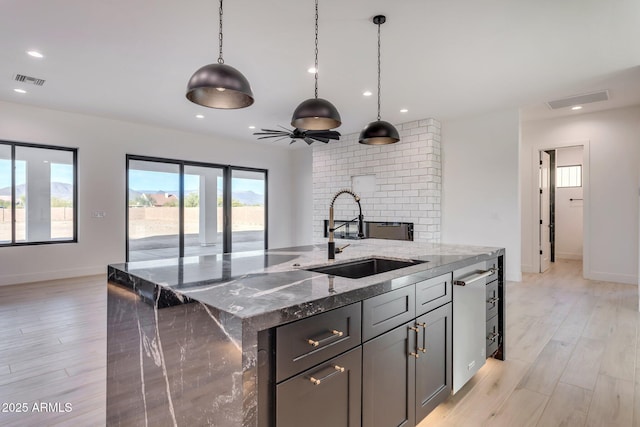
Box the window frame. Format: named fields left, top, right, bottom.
left=0, top=140, right=78, bottom=247
left=556, top=164, right=582, bottom=188
left=125, top=154, right=268, bottom=261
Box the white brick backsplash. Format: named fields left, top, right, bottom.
left=312, top=117, right=441, bottom=243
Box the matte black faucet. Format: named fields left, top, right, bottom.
left=328, top=189, right=364, bottom=259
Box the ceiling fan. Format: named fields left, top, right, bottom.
left=254, top=126, right=340, bottom=145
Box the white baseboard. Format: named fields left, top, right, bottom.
left=0, top=265, right=107, bottom=286
left=556, top=252, right=583, bottom=260
left=587, top=270, right=638, bottom=285
left=521, top=264, right=535, bottom=273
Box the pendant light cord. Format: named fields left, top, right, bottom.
left=218, top=0, right=224, bottom=64
left=314, top=0, right=319, bottom=99
left=377, top=21, right=381, bottom=121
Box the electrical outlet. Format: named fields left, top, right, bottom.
left=467, top=360, right=475, bottom=371
left=92, top=211, right=106, bottom=218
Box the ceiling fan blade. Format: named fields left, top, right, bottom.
left=306, top=130, right=341, bottom=139
left=256, top=136, right=283, bottom=140
left=260, top=128, right=287, bottom=133
left=311, top=136, right=330, bottom=143
left=278, top=125, right=294, bottom=132
left=254, top=133, right=289, bottom=137
left=272, top=136, right=289, bottom=143
left=254, top=130, right=288, bottom=135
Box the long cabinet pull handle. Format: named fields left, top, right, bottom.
left=487, top=297, right=500, bottom=304
left=408, top=325, right=420, bottom=358
left=417, top=322, right=427, bottom=353
left=487, top=332, right=500, bottom=342
left=307, top=329, right=344, bottom=347
left=454, top=268, right=497, bottom=286
left=309, top=365, right=345, bottom=385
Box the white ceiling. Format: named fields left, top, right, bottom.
left=2, top=0, right=639, bottom=144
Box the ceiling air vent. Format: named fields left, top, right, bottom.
left=14, top=74, right=46, bottom=86
left=546, top=90, right=609, bottom=109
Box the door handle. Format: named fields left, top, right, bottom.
left=408, top=326, right=420, bottom=358
left=417, top=322, right=427, bottom=353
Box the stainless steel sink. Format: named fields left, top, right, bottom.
left=305, top=257, right=426, bottom=279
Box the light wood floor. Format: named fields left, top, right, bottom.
left=0, top=260, right=638, bottom=426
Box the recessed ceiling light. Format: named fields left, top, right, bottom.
left=400, top=108, right=408, bottom=113
left=363, top=91, right=372, bottom=97
left=13, top=88, right=26, bottom=94
left=307, top=67, right=317, bottom=74
left=571, top=105, right=583, bottom=110
left=195, top=114, right=204, bottom=119
left=249, top=125, right=256, bottom=129
left=26, top=50, right=44, bottom=58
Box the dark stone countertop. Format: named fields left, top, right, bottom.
left=108, top=239, right=504, bottom=330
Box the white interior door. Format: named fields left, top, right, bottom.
left=539, top=151, right=551, bottom=272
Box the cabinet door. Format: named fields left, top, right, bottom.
left=276, top=347, right=361, bottom=427
left=415, top=303, right=452, bottom=421
left=363, top=321, right=416, bottom=427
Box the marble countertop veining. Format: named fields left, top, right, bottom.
left=108, top=239, right=503, bottom=326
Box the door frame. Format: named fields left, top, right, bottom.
left=530, top=140, right=590, bottom=278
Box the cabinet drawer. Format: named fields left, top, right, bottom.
left=363, top=286, right=415, bottom=342
left=276, top=346, right=362, bottom=427
left=486, top=279, right=499, bottom=320
left=486, top=314, right=500, bottom=357
left=276, top=303, right=361, bottom=382
left=416, top=273, right=452, bottom=316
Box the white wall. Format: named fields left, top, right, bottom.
left=555, top=146, right=583, bottom=260
left=441, top=109, right=522, bottom=282
left=0, top=101, right=297, bottom=286
left=312, top=119, right=442, bottom=242
left=291, top=147, right=313, bottom=246
left=521, top=106, right=640, bottom=285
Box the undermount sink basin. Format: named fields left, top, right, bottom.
left=305, top=257, right=426, bottom=279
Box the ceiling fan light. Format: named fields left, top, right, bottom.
left=359, top=120, right=400, bottom=145
left=186, top=63, right=254, bottom=109
left=291, top=97, right=341, bottom=130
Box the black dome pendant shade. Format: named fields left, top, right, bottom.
left=187, top=63, right=254, bottom=109
left=359, top=119, right=400, bottom=145
left=291, top=98, right=341, bottom=130
left=359, top=15, right=399, bottom=145
left=186, top=0, right=254, bottom=109
left=291, top=0, right=341, bottom=130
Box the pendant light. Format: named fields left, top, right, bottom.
left=359, top=15, right=399, bottom=145
left=291, top=0, right=341, bottom=130
left=186, top=0, right=254, bottom=109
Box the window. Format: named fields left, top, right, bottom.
left=0, top=141, right=77, bottom=246
left=556, top=165, right=582, bottom=188
left=126, top=155, right=267, bottom=261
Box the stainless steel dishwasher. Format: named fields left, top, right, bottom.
left=452, top=261, right=497, bottom=394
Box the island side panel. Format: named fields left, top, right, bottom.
left=107, top=282, right=244, bottom=427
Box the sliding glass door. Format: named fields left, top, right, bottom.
left=231, top=169, right=266, bottom=252
left=127, top=159, right=180, bottom=261
left=183, top=165, right=225, bottom=257
left=126, top=155, right=266, bottom=262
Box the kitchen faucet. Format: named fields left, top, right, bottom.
left=328, top=189, right=364, bottom=259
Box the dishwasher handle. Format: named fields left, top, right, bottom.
left=453, top=268, right=497, bottom=286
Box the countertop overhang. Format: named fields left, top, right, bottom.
left=108, top=239, right=504, bottom=328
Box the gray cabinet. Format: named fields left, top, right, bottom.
left=415, top=303, right=452, bottom=420
left=363, top=321, right=416, bottom=427
left=363, top=299, right=452, bottom=427
left=276, top=347, right=362, bottom=427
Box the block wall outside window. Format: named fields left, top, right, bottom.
left=312, top=119, right=442, bottom=242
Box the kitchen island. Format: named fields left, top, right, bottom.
left=107, top=240, right=505, bottom=427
